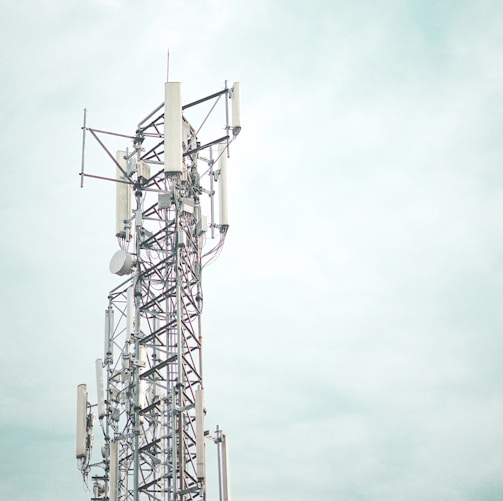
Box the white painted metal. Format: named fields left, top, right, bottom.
left=137, top=160, right=150, bottom=182
left=95, top=359, right=105, bottom=419
left=77, top=79, right=241, bottom=501
left=76, top=384, right=87, bottom=459
left=104, top=307, right=113, bottom=362
left=231, top=82, right=241, bottom=135
left=109, top=249, right=133, bottom=276
left=222, top=434, right=231, bottom=501
left=195, top=388, right=206, bottom=479
left=138, top=346, right=146, bottom=410
left=164, top=82, right=183, bottom=174
left=115, top=150, right=131, bottom=238
left=109, top=440, right=118, bottom=501
left=219, top=144, right=229, bottom=228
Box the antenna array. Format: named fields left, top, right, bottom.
left=77, top=80, right=241, bottom=501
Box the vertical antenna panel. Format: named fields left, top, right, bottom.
left=104, top=308, right=114, bottom=360
left=164, top=82, right=183, bottom=174
left=109, top=440, right=118, bottom=501
left=76, top=384, right=88, bottom=459
left=139, top=346, right=147, bottom=410
left=221, top=434, right=231, bottom=501
left=115, top=150, right=131, bottom=238
left=231, top=82, right=241, bottom=136
left=195, top=388, right=205, bottom=479
left=218, top=144, right=229, bottom=228
left=95, top=359, right=105, bottom=419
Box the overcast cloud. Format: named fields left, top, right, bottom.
left=0, top=1, right=502, bottom=500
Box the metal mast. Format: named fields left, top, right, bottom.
left=76, top=80, right=241, bottom=501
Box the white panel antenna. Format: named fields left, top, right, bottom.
left=109, top=440, right=118, bottom=501
left=164, top=82, right=183, bottom=174
left=218, top=143, right=229, bottom=229
left=195, top=388, right=206, bottom=479
left=104, top=307, right=114, bottom=361
left=115, top=150, right=131, bottom=238
left=76, top=384, right=88, bottom=459
left=231, top=82, right=241, bottom=136
left=222, top=434, right=231, bottom=501
left=215, top=427, right=232, bottom=501
left=95, top=359, right=105, bottom=419
left=138, top=346, right=147, bottom=410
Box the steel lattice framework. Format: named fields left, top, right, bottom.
left=77, top=81, right=240, bottom=501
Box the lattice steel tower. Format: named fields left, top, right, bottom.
left=76, top=80, right=241, bottom=501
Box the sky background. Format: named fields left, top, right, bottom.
left=1, top=0, right=502, bottom=500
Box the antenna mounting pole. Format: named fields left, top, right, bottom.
left=80, top=108, right=87, bottom=188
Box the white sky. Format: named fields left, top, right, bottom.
left=1, top=1, right=503, bottom=500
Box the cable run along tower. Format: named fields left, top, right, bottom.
left=76, top=79, right=241, bottom=501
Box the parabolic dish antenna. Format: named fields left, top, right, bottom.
left=109, top=249, right=133, bottom=276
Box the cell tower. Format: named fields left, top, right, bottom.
left=76, top=79, right=241, bottom=501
